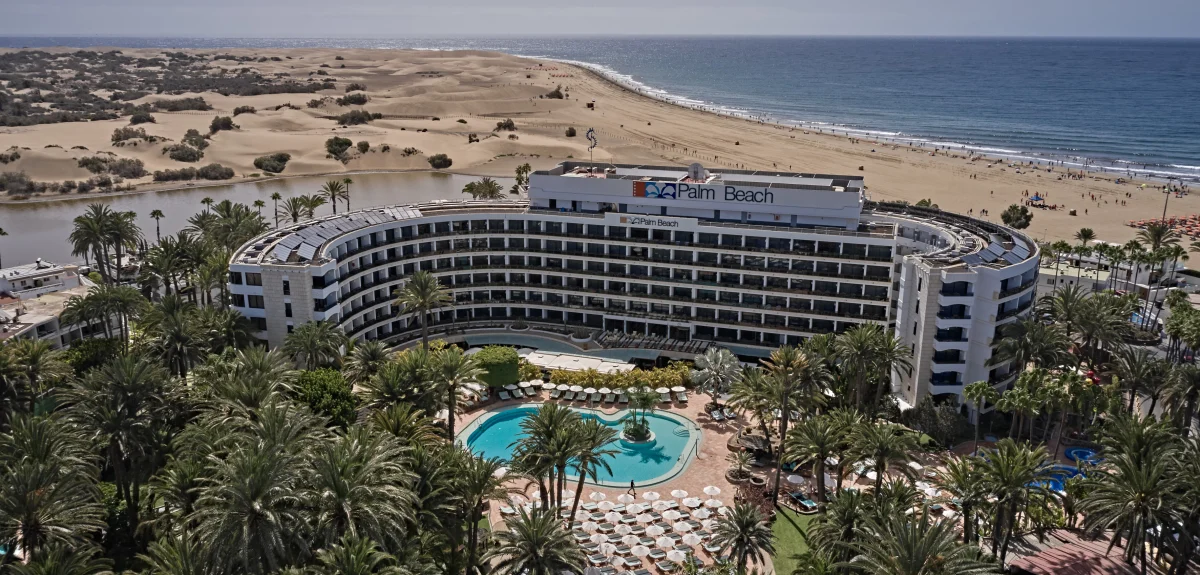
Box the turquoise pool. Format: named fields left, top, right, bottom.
left=461, top=405, right=699, bottom=487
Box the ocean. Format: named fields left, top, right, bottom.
left=3, top=36, right=1197, bottom=181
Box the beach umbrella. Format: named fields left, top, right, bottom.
left=576, top=510, right=592, bottom=521
left=673, top=521, right=692, bottom=533
left=666, top=550, right=687, bottom=563
left=625, top=503, right=644, bottom=514
left=518, top=381, right=533, bottom=388
left=504, top=384, right=518, bottom=391
left=584, top=387, right=598, bottom=395
left=646, top=525, right=665, bottom=537
left=636, top=513, right=654, bottom=524
left=615, top=524, right=632, bottom=536
left=600, top=543, right=618, bottom=556
left=682, top=533, right=702, bottom=546
left=703, top=486, right=721, bottom=496
left=590, top=533, right=608, bottom=545
left=582, top=521, right=599, bottom=532
left=787, top=474, right=806, bottom=485
left=631, top=546, right=651, bottom=557
left=704, top=499, right=723, bottom=508
left=622, top=534, right=641, bottom=546
left=825, top=457, right=839, bottom=467
left=656, top=536, right=675, bottom=549
left=691, top=508, right=711, bottom=519
left=655, top=387, right=670, bottom=394
left=598, top=500, right=615, bottom=511
left=598, top=387, right=612, bottom=394
left=670, top=489, right=688, bottom=499
left=653, top=500, right=672, bottom=511
left=617, top=494, right=636, bottom=504
left=557, top=384, right=570, bottom=391
left=642, top=491, right=661, bottom=501
left=907, top=461, right=923, bottom=471
left=512, top=494, right=528, bottom=504
left=605, top=511, right=622, bottom=524
left=701, top=519, right=716, bottom=530
left=865, top=471, right=878, bottom=482
left=662, top=510, right=681, bottom=522
left=824, top=474, right=837, bottom=488
left=590, top=492, right=607, bottom=502
left=542, top=382, right=557, bottom=390
left=716, top=506, right=730, bottom=516
left=493, top=467, right=507, bottom=479
left=682, top=497, right=702, bottom=508
left=570, top=385, right=584, bottom=393
left=561, top=489, right=576, bottom=500
left=671, top=386, right=686, bottom=392
left=943, top=509, right=957, bottom=519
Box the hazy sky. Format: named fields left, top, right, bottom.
left=3, top=0, right=1198, bottom=38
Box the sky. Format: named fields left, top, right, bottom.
left=2, top=0, right=1198, bottom=38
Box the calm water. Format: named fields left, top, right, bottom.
left=463, top=405, right=695, bottom=486
left=3, top=36, right=1197, bottom=180
left=0, top=172, right=512, bottom=266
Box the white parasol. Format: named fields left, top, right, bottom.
left=518, top=381, right=533, bottom=388
left=561, top=489, right=576, bottom=500
left=570, top=385, right=584, bottom=392
left=582, top=521, right=599, bottom=532
left=542, top=382, right=557, bottom=390
left=622, top=534, right=641, bottom=546
left=557, top=384, right=570, bottom=391
left=590, top=533, right=608, bottom=545
left=673, top=521, right=692, bottom=533
left=617, top=493, right=636, bottom=504
left=493, top=467, right=507, bottom=479
left=631, top=545, right=651, bottom=557
left=636, top=513, right=654, bottom=524
left=682, top=533, right=702, bottom=546
left=701, top=519, right=716, bottom=530
left=691, top=508, right=711, bottom=519
left=626, top=503, right=644, bottom=514
left=671, top=386, right=686, bottom=392
left=600, top=543, right=618, bottom=556
left=787, top=474, right=806, bottom=485
left=504, top=384, right=519, bottom=390
left=604, top=511, right=622, bottom=524
left=598, top=500, right=616, bottom=511
left=670, top=489, right=689, bottom=499
left=652, top=500, right=672, bottom=511
left=615, top=524, right=632, bottom=536
left=598, top=387, right=612, bottom=395
left=642, top=491, right=661, bottom=501
left=576, top=509, right=592, bottom=521
left=682, top=497, right=702, bottom=508
left=583, top=387, right=598, bottom=395
left=704, top=499, right=723, bottom=508
left=655, top=387, right=671, bottom=394
left=666, top=550, right=688, bottom=562
left=662, top=510, right=681, bottom=522
left=590, top=492, right=608, bottom=502
left=703, top=486, right=721, bottom=496
left=645, top=525, right=665, bottom=537
left=656, top=536, right=675, bottom=549
left=716, top=506, right=730, bottom=516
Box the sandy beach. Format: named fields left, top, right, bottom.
left=0, top=47, right=1191, bottom=245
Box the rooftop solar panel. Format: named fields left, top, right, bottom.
left=986, top=242, right=1006, bottom=256
left=961, top=254, right=984, bottom=266
left=980, top=251, right=999, bottom=263
left=1002, top=252, right=1025, bottom=265
left=297, top=243, right=319, bottom=260
left=278, top=235, right=303, bottom=249
left=271, top=244, right=292, bottom=262
left=1013, top=245, right=1030, bottom=259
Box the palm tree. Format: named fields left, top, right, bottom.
left=360, top=349, right=433, bottom=412
left=992, top=318, right=1071, bottom=371
left=806, top=489, right=869, bottom=565
left=9, top=544, right=114, bottom=575
left=1074, top=227, right=1096, bottom=270
left=70, top=203, right=116, bottom=282
left=430, top=346, right=483, bottom=440
left=344, top=340, right=394, bottom=385
left=849, top=422, right=916, bottom=497
left=280, top=196, right=309, bottom=224
left=283, top=320, right=346, bottom=370
left=459, top=454, right=510, bottom=573
left=9, top=338, right=71, bottom=413
left=270, top=192, right=282, bottom=228
left=484, top=507, right=584, bottom=575
left=963, top=381, right=998, bottom=454
left=783, top=415, right=844, bottom=507
left=848, top=510, right=995, bottom=575
left=934, top=455, right=986, bottom=543
left=1113, top=346, right=1167, bottom=414
left=1164, top=364, right=1200, bottom=437
left=149, top=209, right=165, bottom=242
left=252, top=200, right=265, bottom=216
left=462, top=177, right=505, bottom=200
left=137, top=535, right=214, bottom=575
left=0, top=461, right=106, bottom=557
left=369, top=403, right=440, bottom=448
left=342, top=177, right=354, bottom=211
left=566, top=419, right=619, bottom=520
left=690, top=347, right=739, bottom=409
left=320, top=180, right=348, bottom=214
left=710, top=503, right=775, bottom=573
left=309, top=533, right=404, bottom=575
left=393, top=271, right=451, bottom=350
left=979, top=438, right=1056, bottom=562
left=764, top=346, right=830, bottom=505
left=201, top=197, right=214, bottom=213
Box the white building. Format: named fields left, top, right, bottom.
left=0, top=260, right=109, bottom=349
left=227, top=162, right=1040, bottom=408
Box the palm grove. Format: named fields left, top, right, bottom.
left=1, top=194, right=1200, bottom=575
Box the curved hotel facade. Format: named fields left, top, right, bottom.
left=228, top=162, right=1039, bottom=408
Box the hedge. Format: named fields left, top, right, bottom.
left=474, top=346, right=520, bottom=388
left=548, top=363, right=691, bottom=389
left=295, top=368, right=358, bottom=428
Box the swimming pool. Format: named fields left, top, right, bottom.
left=1064, top=446, right=1102, bottom=465
left=460, top=404, right=700, bottom=487
left=1031, top=464, right=1083, bottom=492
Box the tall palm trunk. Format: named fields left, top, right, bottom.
left=446, top=388, right=457, bottom=440
left=771, top=408, right=791, bottom=507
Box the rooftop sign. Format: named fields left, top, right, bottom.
left=633, top=181, right=775, bottom=204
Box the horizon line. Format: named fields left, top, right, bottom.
left=1, top=33, right=1199, bottom=41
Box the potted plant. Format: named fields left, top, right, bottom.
left=569, top=327, right=592, bottom=343
left=725, top=451, right=753, bottom=484
left=510, top=319, right=530, bottom=331
left=623, top=417, right=651, bottom=442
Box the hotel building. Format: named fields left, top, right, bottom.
left=228, top=162, right=1039, bottom=409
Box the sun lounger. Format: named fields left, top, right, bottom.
left=631, top=569, right=652, bottom=575
left=600, top=568, right=618, bottom=575
left=511, top=388, right=524, bottom=399
left=574, top=532, right=592, bottom=543
left=582, top=502, right=598, bottom=511
left=499, top=504, right=516, bottom=515
left=630, top=525, right=646, bottom=535
left=597, top=523, right=615, bottom=533
left=611, top=504, right=626, bottom=513
left=675, top=391, right=688, bottom=402
left=695, top=530, right=711, bottom=539
left=498, top=390, right=511, bottom=401
left=659, top=393, right=671, bottom=403
left=589, top=554, right=609, bottom=566
left=639, top=537, right=654, bottom=546
left=608, top=534, right=624, bottom=543
left=591, top=392, right=603, bottom=403
left=563, top=391, right=576, bottom=401
left=722, top=408, right=736, bottom=420
left=582, top=543, right=599, bottom=552
left=709, top=410, right=725, bottom=422
left=648, top=549, right=667, bottom=561
left=703, top=541, right=723, bottom=554
left=654, top=560, right=678, bottom=572
left=549, top=389, right=562, bottom=399
left=614, top=546, right=632, bottom=557
left=618, top=392, right=629, bottom=404
left=605, top=393, right=617, bottom=403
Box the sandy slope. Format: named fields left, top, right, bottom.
left=0, top=47, right=1191, bottom=244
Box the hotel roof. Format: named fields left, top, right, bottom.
left=542, top=161, right=864, bottom=193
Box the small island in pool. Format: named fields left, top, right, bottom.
left=460, top=405, right=699, bottom=487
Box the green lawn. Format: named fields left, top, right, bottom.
left=772, top=507, right=815, bottom=575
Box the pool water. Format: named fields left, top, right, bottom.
left=1064, top=447, right=1102, bottom=465
left=462, top=405, right=697, bottom=486
left=1032, top=464, right=1082, bottom=492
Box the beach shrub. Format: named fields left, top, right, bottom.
left=427, top=153, right=452, bottom=169
left=380, top=144, right=390, bottom=153
left=232, top=106, right=256, bottom=116
left=915, top=198, right=939, bottom=209
left=335, top=56, right=345, bottom=61
left=0, top=171, right=35, bottom=195
left=196, top=163, right=235, bottom=180
left=494, top=118, right=516, bottom=131
left=357, top=140, right=370, bottom=153
left=111, top=126, right=155, bottom=143
left=336, top=93, right=368, bottom=106
left=129, top=112, right=155, bottom=125
left=0, top=150, right=18, bottom=164
left=325, top=137, right=353, bottom=157
left=307, top=98, right=328, bottom=109
left=457, top=119, right=467, bottom=124
left=182, top=129, right=209, bottom=150
left=518, top=359, right=543, bottom=382
left=77, top=156, right=111, bottom=174
left=153, top=168, right=197, bottom=182
left=107, top=158, right=146, bottom=178
left=64, top=337, right=122, bottom=376
left=209, top=116, right=237, bottom=133
left=545, top=85, right=564, bottom=99
left=1001, top=204, right=1033, bottom=229
left=335, top=110, right=373, bottom=125
left=565, top=127, right=576, bottom=137
left=294, top=368, right=357, bottom=429
left=152, top=97, right=211, bottom=112
left=547, top=363, right=691, bottom=389
left=401, top=147, right=420, bottom=156
left=253, top=152, right=291, bottom=174
left=467, top=133, right=479, bottom=144
left=507, top=134, right=518, bottom=141
left=474, top=346, right=520, bottom=388
left=163, top=144, right=204, bottom=163
left=345, top=82, right=366, bottom=92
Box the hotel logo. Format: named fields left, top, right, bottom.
left=633, top=181, right=677, bottom=199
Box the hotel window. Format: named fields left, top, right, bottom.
left=282, top=279, right=290, bottom=296
left=229, top=271, right=243, bottom=285
left=245, top=273, right=263, bottom=286
left=232, top=294, right=246, bottom=307
left=248, top=295, right=265, bottom=309
left=285, top=303, right=293, bottom=318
